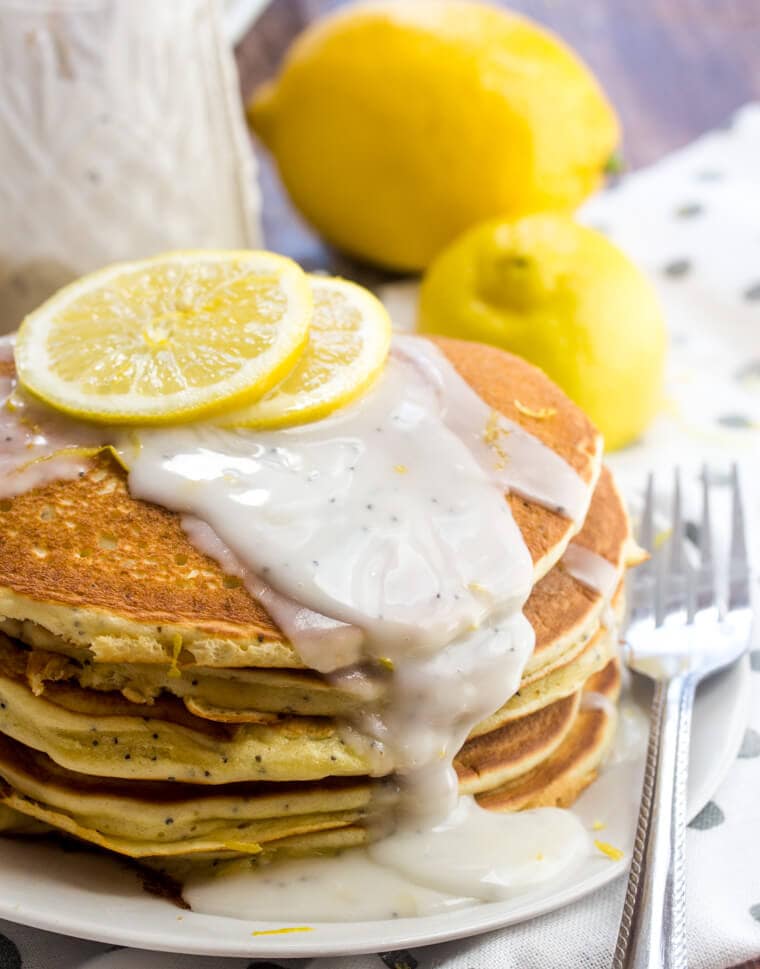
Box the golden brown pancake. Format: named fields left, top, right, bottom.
left=0, top=337, right=632, bottom=867
left=524, top=465, right=632, bottom=673
left=455, top=691, right=580, bottom=795
left=0, top=460, right=629, bottom=706
left=475, top=658, right=622, bottom=812
left=0, top=657, right=624, bottom=860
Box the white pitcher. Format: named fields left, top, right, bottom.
left=0, top=0, right=262, bottom=332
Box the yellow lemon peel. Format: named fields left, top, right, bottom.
left=594, top=839, right=624, bottom=861
left=514, top=399, right=557, bottom=420
left=221, top=275, right=391, bottom=430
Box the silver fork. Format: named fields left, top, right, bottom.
left=613, top=466, right=753, bottom=969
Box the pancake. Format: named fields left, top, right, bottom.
left=432, top=337, right=602, bottom=578
left=0, top=654, right=623, bottom=860
left=0, top=654, right=373, bottom=785
left=0, top=802, right=49, bottom=835
left=0, top=463, right=631, bottom=731
left=0, top=433, right=629, bottom=792
left=471, top=611, right=620, bottom=735
left=0, top=332, right=633, bottom=875
left=456, top=691, right=581, bottom=795
left=523, top=465, right=636, bottom=677
left=0, top=338, right=601, bottom=674
left=0, top=787, right=365, bottom=860
left=475, top=658, right=622, bottom=812
left=0, top=730, right=376, bottom=858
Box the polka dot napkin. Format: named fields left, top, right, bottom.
left=1, top=106, right=759, bottom=969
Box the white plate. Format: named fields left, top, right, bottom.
left=0, top=656, right=749, bottom=959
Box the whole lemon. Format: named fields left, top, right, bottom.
left=418, top=214, right=666, bottom=450
left=249, top=0, right=619, bottom=271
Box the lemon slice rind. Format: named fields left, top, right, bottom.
left=220, top=275, right=392, bottom=429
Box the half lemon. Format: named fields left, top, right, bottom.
left=14, top=250, right=312, bottom=424
left=221, top=274, right=392, bottom=428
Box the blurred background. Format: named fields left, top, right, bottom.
left=2, top=0, right=759, bottom=454
left=238, top=0, right=760, bottom=276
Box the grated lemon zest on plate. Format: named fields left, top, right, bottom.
left=594, top=839, right=624, bottom=861
left=592, top=820, right=605, bottom=831
left=252, top=926, right=314, bottom=936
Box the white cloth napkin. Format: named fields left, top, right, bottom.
left=2, top=105, right=760, bottom=969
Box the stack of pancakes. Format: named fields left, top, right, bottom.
left=0, top=338, right=638, bottom=864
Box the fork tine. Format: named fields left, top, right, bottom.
left=639, top=472, right=655, bottom=554
left=699, top=464, right=713, bottom=567
left=728, top=464, right=751, bottom=611
left=670, top=467, right=685, bottom=575
left=660, top=467, right=690, bottom=623
left=630, top=473, right=656, bottom=622
left=695, top=465, right=717, bottom=612
left=654, top=541, right=667, bottom=626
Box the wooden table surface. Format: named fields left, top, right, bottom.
left=235, top=0, right=760, bottom=278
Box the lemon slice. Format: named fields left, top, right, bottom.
left=14, top=250, right=312, bottom=424
left=221, top=275, right=392, bottom=428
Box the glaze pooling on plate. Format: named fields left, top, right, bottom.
left=184, top=796, right=590, bottom=921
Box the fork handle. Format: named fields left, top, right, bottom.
left=613, top=674, right=696, bottom=969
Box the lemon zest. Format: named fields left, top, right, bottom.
left=169, top=634, right=183, bottom=679
left=221, top=841, right=264, bottom=854
left=594, top=839, right=624, bottom=861
left=252, top=926, right=314, bottom=936
left=654, top=529, right=671, bottom=550
left=393, top=464, right=408, bottom=474
left=592, top=820, right=605, bottom=831
left=483, top=410, right=509, bottom=469
left=514, top=399, right=557, bottom=420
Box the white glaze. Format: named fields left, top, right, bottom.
left=0, top=337, right=103, bottom=499
left=122, top=337, right=563, bottom=818
left=123, top=339, right=538, bottom=658
left=397, top=339, right=591, bottom=521
left=368, top=796, right=590, bottom=900
left=184, top=851, right=475, bottom=922
left=182, top=515, right=365, bottom=672
left=184, top=797, right=590, bottom=922
left=561, top=543, right=619, bottom=598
